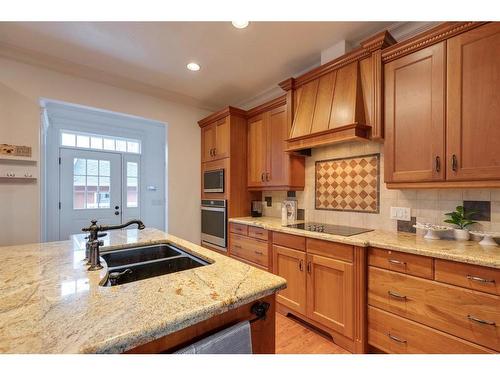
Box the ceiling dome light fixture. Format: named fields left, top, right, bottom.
left=232, top=21, right=249, bottom=29
left=186, top=62, right=200, bottom=71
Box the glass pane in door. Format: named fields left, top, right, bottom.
left=73, top=158, right=113, bottom=209
left=126, top=162, right=139, bottom=208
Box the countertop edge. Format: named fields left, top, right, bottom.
left=86, top=282, right=286, bottom=354
left=229, top=218, right=500, bottom=269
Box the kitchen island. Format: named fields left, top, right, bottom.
left=0, top=228, right=286, bottom=353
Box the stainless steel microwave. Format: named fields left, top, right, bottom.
left=203, top=169, right=224, bottom=193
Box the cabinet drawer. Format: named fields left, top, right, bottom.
left=307, top=238, right=353, bottom=263
left=230, top=233, right=268, bottom=267
left=272, top=232, right=305, bottom=251
left=368, top=266, right=500, bottom=351
left=368, top=306, right=494, bottom=353
left=435, top=259, right=500, bottom=296
left=229, top=223, right=248, bottom=236
left=248, top=226, right=268, bottom=241
left=368, top=247, right=433, bottom=279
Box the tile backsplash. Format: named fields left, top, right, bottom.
left=261, top=141, right=500, bottom=233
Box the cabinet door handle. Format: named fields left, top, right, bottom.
left=307, top=261, right=312, bottom=274
left=467, top=315, right=496, bottom=326
left=452, top=154, right=458, bottom=171
left=209, top=148, right=213, bottom=157
left=213, top=148, right=217, bottom=156
left=467, top=275, right=495, bottom=284
left=266, top=172, right=270, bottom=182
left=299, top=259, right=303, bottom=271
left=387, top=333, right=407, bottom=344
left=388, top=290, right=407, bottom=300
left=388, top=259, right=406, bottom=266
left=261, top=172, right=265, bottom=182
left=435, top=156, right=441, bottom=172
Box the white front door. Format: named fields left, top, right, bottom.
left=59, top=148, right=122, bottom=239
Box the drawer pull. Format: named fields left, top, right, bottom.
left=388, top=259, right=406, bottom=266
left=388, top=291, right=407, bottom=300
left=466, top=275, right=495, bottom=284
left=255, top=232, right=264, bottom=236
left=467, top=315, right=496, bottom=326
left=233, top=244, right=242, bottom=249
left=255, top=251, right=264, bottom=255
left=387, top=333, right=407, bottom=344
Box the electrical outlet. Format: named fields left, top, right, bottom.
left=390, top=206, right=411, bottom=221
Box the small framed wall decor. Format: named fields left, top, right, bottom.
left=0, top=144, right=32, bottom=158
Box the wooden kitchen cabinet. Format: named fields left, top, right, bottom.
left=383, top=22, right=500, bottom=189
left=384, top=42, right=446, bottom=183
left=273, top=244, right=307, bottom=315
left=201, top=116, right=230, bottom=162
left=306, top=253, right=354, bottom=339
left=247, top=114, right=267, bottom=187
left=247, top=97, right=305, bottom=190
left=446, top=22, right=500, bottom=181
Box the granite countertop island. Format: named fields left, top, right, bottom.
left=0, top=228, right=286, bottom=353
left=229, top=216, right=500, bottom=269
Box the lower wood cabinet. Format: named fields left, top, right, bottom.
left=368, top=306, right=494, bottom=354
left=368, top=248, right=500, bottom=354
left=306, top=253, right=354, bottom=339
left=228, top=223, right=270, bottom=270
left=273, top=244, right=307, bottom=315
left=273, top=233, right=358, bottom=348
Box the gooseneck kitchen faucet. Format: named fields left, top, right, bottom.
left=82, top=219, right=146, bottom=271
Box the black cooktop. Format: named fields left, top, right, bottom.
left=287, top=222, right=373, bottom=237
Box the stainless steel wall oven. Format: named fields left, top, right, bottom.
left=201, top=199, right=227, bottom=250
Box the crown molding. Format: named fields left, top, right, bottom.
left=0, top=42, right=218, bottom=112
left=246, top=94, right=286, bottom=118
left=382, top=22, right=487, bottom=62
left=198, top=106, right=247, bottom=127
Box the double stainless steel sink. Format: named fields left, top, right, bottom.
left=100, top=244, right=209, bottom=286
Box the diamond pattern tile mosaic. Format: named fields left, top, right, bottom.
left=315, top=154, right=379, bottom=213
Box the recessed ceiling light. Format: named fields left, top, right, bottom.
left=187, top=62, right=200, bottom=71
left=232, top=21, right=249, bottom=29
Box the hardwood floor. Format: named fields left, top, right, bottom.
left=275, top=312, right=350, bottom=354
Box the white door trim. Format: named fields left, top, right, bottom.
left=40, top=98, right=167, bottom=242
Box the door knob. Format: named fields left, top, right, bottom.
left=115, top=205, right=119, bottom=210
left=114, top=211, right=119, bottom=216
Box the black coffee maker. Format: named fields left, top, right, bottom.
left=251, top=200, right=263, bottom=217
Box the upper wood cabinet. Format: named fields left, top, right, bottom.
left=201, top=116, right=230, bottom=162
left=383, top=22, right=500, bottom=189
left=247, top=97, right=305, bottom=190
left=446, top=22, right=500, bottom=181
left=247, top=114, right=267, bottom=187
left=384, top=42, right=446, bottom=183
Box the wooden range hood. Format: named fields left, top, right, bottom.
left=279, top=31, right=396, bottom=152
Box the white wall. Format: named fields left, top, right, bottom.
left=0, top=57, right=209, bottom=246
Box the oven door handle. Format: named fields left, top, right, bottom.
left=201, top=206, right=225, bottom=212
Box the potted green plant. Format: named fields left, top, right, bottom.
left=444, top=206, right=478, bottom=241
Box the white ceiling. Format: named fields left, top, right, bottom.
left=0, top=22, right=398, bottom=110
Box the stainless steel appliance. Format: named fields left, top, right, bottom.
left=287, top=222, right=372, bottom=236
left=201, top=199, right=227, bottom=250
left=203, top=169, right=224, bottom=193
